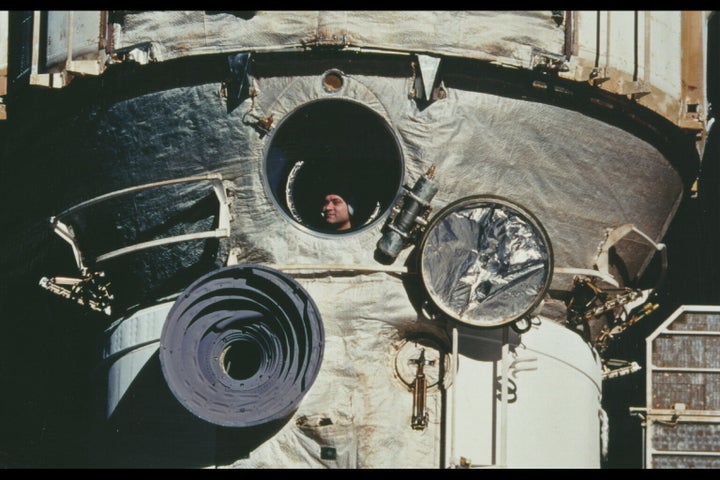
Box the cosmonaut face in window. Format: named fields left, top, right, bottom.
left=321, top=193, right=353, bottom=231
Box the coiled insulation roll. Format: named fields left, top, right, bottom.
left=159, top=264, right=324, bottom=427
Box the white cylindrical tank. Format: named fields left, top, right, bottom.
left=446, top=318, right=603, bottom=468
left=101, top=302, right=171, bottom=419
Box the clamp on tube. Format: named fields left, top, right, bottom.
left=376, top=165, right=438, bottom=262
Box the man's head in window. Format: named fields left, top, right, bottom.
left=320, top=190, right=354, bottom=232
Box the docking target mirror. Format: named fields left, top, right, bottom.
left=418, top=195, right=553, bottom=329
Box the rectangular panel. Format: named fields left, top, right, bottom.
left=646, top=11, right=683, bottom=99
left=668, top=312, right=720, bottom=332
left=652, top=335, right=720, bottom=369
left=46, top=11, right=102, bottom=69
left=652, top=456, right=720, bottom=469
left=653, top=374, right=719, bottom=410
left=604, top=11, right=636, bottom=75
left=651, top=422, right=720, bottom=451
left=645, top=307, right=720, bottom=469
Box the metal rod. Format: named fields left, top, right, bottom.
left=500, top=326, right=509, bottom=467
left=66, top=11, right=74, bottom=71
left=649, top=366, right=720, bottom=374
left=53, top=173, right=223, bottom=220
left=95, top=229, right=230, bottom=263
left=651, top=450, right=720, bottom=457
left=658, top=330, right=720, bottom=336
left=449, top=326, right=458, bottom=467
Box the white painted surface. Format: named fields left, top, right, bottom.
left=447, top=319, right=603, bottom=468
left=103, top=301, right=171, bottom=417
left=573, top=11, right=684, bottom=100
left=46, top=11, right=102, bottom=68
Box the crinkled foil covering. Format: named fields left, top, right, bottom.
left=421, top=202, right=551, bottom=327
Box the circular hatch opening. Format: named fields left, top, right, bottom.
left=264, top=99, right=404, bottom=235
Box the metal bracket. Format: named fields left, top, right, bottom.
left=602, top=359, right=641, bottom=380
left=410, top=348, right=433, bottom=430
left=530, top=48, right=569, bottom=73
left=509, top=353, right=538, bottom=379
left=630, top=404, right=720, bottom=425
left=107, top=42, right=154, bottom=65
left=39, top=271, right=114, bottom=315
left=616, top=79, right=652, bottom=99
left=595, top=223, right=667, bottom=291
left=588, top=67, right=611, bottom=86
left=414, top=54, right=442, bottom=102
left=226, top=52, right=253, bottom=113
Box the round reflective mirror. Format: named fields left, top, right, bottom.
left=419, top=195, right=553, bottom=328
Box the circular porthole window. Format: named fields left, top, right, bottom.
left=264, top=99, right=404, bottom=235
left=322, top=69, right=345, bottom=93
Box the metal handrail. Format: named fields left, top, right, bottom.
left=50, top=173, right=230, bottom=272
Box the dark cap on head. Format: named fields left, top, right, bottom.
left=322, top=182, right=355, bottom=217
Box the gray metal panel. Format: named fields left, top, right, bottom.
left=652, top=456, right=720, bottom=469
left=652, top=336, right=720, bottom=369
left=668, top=312, right=720, bottom=331
left=652, top=373, right=718, bottom=410
left=645, top=306, right=720, bottom=469
left=651, top=423, right=720, bottom=452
